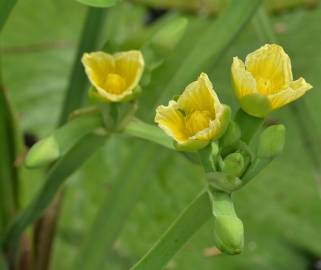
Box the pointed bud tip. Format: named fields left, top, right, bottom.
left=25, top=136, right=60, bottom=168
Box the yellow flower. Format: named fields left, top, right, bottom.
left=155, top=73, right=231, bottom=151
left=82, top=50, right=144, bottom=102
left=232, top=44, right=312, bottom=117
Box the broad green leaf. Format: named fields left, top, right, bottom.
left=76, top=0, right=118, bottom=8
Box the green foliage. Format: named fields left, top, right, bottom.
left=1, top=0, right=321, bottom=269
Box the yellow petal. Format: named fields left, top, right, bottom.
left=82, top=52, right=115, bottom=89
left=245, top=44, right=293, bottom=95
left=177, top=73, right=218, bottom=117
left=231, top=57, right=257, bottom=98
left=155, top=101, right=188, bottom=143
left=114, top=50, right=144, bottom=92
left=268, top=77, right=312, bottom=109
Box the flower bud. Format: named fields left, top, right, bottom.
left=222, top=153, right=245, bottom=177
left=213, top=215, right=244, bottom=255
left=25, top=136, right=60, bottom=168
left=25, top=112, right=102, bottom=168
left=257, top=124, right=285, bottom=159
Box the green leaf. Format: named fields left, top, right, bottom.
left=2, top=132, right=107, bottom=256
left=130, top=192, right=211, bottom=270
left=0, top=0, right=18, bottom=31
left=76, top=0, right=118, bottom=8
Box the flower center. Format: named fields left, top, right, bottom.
left=185, top=110, right=212, bottom=136
left=104, top=73, right=126, bottom=94
left=256, top=77, right=283, bottom=95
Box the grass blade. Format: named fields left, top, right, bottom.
left=130, top=192, right=211, bottom=270
left=58, top=7, right=106, bottom=124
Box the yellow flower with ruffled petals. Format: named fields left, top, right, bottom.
left=82, top=50, right=144, bottom=102
left=232, top=44, right=312, bottom=117
left=155, top=73, right=231, bottom=151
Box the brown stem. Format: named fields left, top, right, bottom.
left=32, top=193, right=63, bottom=270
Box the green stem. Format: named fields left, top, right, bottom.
left=123, top=118, right=174, bottom=150
left=130, top=192, right=211, bottom=270
left=2, top=132, right=107, bottom=259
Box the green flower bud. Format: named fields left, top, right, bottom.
left=213, top=216, right=244, bottom=255
left=25, top=111, right=103, bottom=168
left=25, top=136, right=60, bottom=168
left=222, top=153, right=245, bottom=177
left=257, top=124, right=285, bottom=159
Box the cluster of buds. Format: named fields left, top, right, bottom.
left=25, top=43, right=312, bottom=255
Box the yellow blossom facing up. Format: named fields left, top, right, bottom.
left=231, top=44, right=312, bottom=117
left=82, top=50, right=144, bottom=102
left=155, top=73, right=231, bottom=151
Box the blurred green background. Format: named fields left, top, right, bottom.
left=2, top=0, right=321, bottom=269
